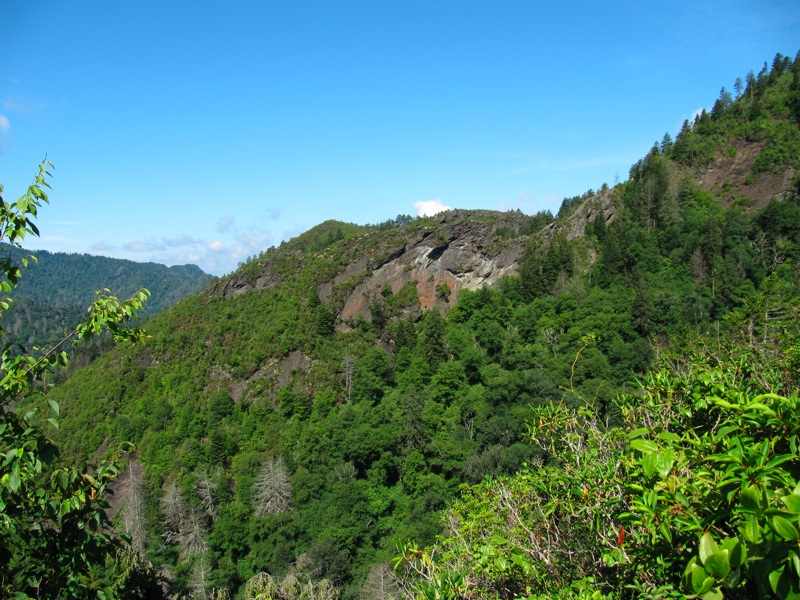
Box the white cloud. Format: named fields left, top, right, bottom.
left=0, top=114, right=8, bottom=151
left=117, top=223, right=275, bottom=276
left=262, top=207, right=281, bottom=221
left=89, top=241, right=114, bottom=252
left=164, top=235, right=203, bottom=248
left=125, top=235, right=206, bottom=252
left=151, top=251, right=201, bottom=264
left=217, top=215, right=234, bottom=233
left=231, top=228, right=272, bottom=260
left=124, top=240, right=165, bottom=252
left=414, top=198, right=452, bottom=217
left=3, top=94, right=46, bottom=114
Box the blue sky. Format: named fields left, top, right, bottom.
left=1, top=1, right=798, bottom=275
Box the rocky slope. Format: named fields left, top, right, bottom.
left=696, top=138, right=796, bottom=209
left=209, top=197, right=618, bottom=328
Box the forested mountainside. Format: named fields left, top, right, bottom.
left=7, top=52, right=800, bottom=599
left=0, top=244, right=214, bottom=351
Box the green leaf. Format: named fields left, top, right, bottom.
left=642, top=452, right=658, bottom=478
left=704, top=550, right=731, bottom=580
left=686, top=560, right=707, bottom=594
left=766, top=454, right=797, bottom=469
left=740, top=485, right=761, bottom=512
left=740, top=518, right=762, bottom=544
left=57, top=470, right=68, bottom=491
left=783, top=494, right=800, bottom=514
left=770, top=566, right=800, bottom=599
left=47, top=399, right=59, bottom=416
left=715, top=424, right=739, bottom=440
left=696, top=576, right=715, bottom=596
left=659, top=520, right=673, bottom=544
left=510, top=553, right=530, bottom=568
left=713, top=399, right=738, bottom=410
left=2, top=450, right=16, bottom=467
left=745, top=402, right=777, bottom=417
left=773, top=515, right=800, bottom=542
left=656, top=452, right=675, bottom=478
left=702, top=588, right=724, bottom=600
left=628, top=427, right=649, bottom=440
left=7, top=469, right=20, bottom=492
left=631, top=438, right=659, bottom=453
left=769, top=569, right=783, bottom=594
left=657, top=431, right=681, bottom=443
left=721, top=536, right=746, bottom=569
left=699, top=532, right=719, bottom=565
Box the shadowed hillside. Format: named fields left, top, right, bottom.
left=0, top=244, right=214, bottom=351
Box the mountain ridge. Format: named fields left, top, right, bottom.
left=1, top=243, right=215, bottom=350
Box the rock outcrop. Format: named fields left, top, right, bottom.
left=540, top=189, right=616, bottom=242
left=330, top=210, right=528, bottom=322
left=209, top=199, right=619, bottom=324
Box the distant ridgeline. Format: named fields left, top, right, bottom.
left=31, top=52, right=800, bottom=598
left=0, top=243, right=215, bottom=351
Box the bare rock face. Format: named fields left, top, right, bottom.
left=696, top=138, right=796, bottom=209
left=335, top=210, right=527, bottom=322
left=540, top=189, right=617, bottom=242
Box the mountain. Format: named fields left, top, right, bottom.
left=24, top=52, right=800, bottom=598
left=0, top=245, right=215, bottom=351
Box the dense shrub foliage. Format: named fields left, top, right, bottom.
left=398, top=283, right=800, bottom=597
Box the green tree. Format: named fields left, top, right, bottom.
left=418, top=310, right=447, bottom=369
left=0, top=161, right=152, bottom=598
left=519, top=232, right=574, bottom=302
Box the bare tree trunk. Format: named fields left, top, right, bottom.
left=343, top=352, right=354, bottom=403
left=253, top=456, right=293, bottom=517
left=196, top=468, right=219, bottom=521
left=182, top=505, right=209, bottom=558
left=121, top=459, right=147, bottom=555
left=189, top=553, right=211, bottom=599
left=160, top=480, right=187, bottom=545
left=362, top=563, right=402, bottom=599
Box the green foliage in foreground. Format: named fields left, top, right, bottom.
left=396, top=272, right=800, bottom=599
left=0, top=162, right=160, bottom=599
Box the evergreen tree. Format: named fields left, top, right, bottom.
left=417, top=310, right=447, bottom=369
